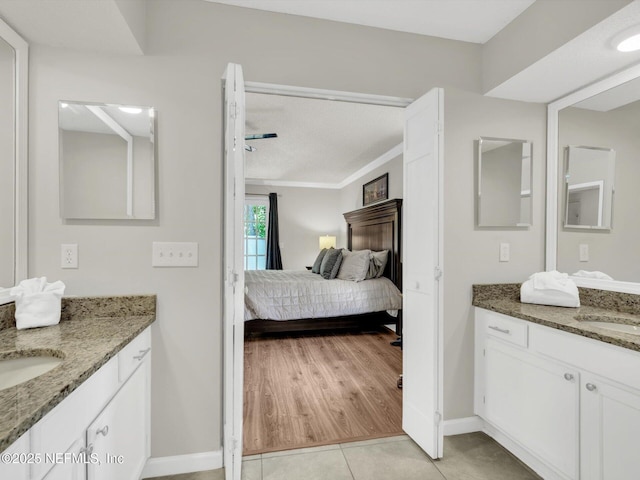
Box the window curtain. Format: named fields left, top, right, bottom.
left=266, top=193, right=283, bottom=270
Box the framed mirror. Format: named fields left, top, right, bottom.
left=0, top=19, right=28, bottom=305
left=476, top=137, right=532, bottom=228
left=547, top=62, right=640, bottom=292
left=59, top=101, right=156, bottom=220
left=563, top=146, right=615, bottom=229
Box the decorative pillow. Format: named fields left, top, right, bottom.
left=337, top=249, right=371, bottom=282
left=319, top=248, right=343, bottom=279
left=311, top=248, right=329, bottom=274
left=366, top=250, right=389, bottom=279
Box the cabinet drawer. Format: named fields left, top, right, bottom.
left=478, top=309, right=528, bottom=348
left=31, top=357, right=118, bottom=480
left=118, top=327, right=151, bottom=383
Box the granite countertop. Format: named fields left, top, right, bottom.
left=0, top=295, right=156, bottom=452
left=473, top=284, right=640, bottom=353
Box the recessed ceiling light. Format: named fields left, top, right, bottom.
left=119, top=106, right=142, bottom=114
left=612, top=26, right=640, bottom=52
left=617, top=33, right=640, bottom=52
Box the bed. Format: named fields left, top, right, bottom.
left=244, top=198, right=402, bottom=335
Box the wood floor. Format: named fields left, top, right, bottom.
left=243, top=328, right=403, bottom=456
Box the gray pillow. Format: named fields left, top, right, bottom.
left=311, top=248, right=329, bottom=274
left=337, top=249, right=371, bottom=282
left=366, top=250, right=389, bottom=279
left=319, top=248, right=343, bottom=279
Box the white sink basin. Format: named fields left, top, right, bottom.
left=0, top=353, right=63, bottom=390
left=581, top=321, right=640, bottom=335
left=575, top=314, right=640, bottom=336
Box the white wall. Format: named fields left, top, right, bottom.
left=245, top=185, right=343, bottom=270
left=444, top=88, right=546, bottom=420
left=28, top=0, right=482, bottom=458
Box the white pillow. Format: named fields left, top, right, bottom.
left=337, top=249, right=371, bottom=282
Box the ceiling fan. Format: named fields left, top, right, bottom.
left=244, top=132, right=277, bottom=152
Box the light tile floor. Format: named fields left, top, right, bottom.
left=152, top=432, right=541, bottom=480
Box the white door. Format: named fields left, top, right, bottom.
left=402, top=88, right=444, bottom=459
left=222, top=62, right=246, bottom=480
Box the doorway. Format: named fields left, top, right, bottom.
left=222, top=64, right=444, bottom=480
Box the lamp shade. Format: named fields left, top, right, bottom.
left=319, top=235, right=336, bottom=250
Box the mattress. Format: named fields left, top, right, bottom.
left=244, top=269, right=402, bottom=321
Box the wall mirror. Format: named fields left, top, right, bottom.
left=476, top=137, right=532, bottom=228
left=59, top=101, right=156, bottom=220
left=0, top=20, right=27, bottom=304
left=547, top=63, right=640, bottom=291
left=563, top=146, right=615, bottom=229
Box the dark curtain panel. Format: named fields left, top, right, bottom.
left=266, top=193, right=283, bottom=270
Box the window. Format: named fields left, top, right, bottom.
left=244, top=196, right=269, bottom=270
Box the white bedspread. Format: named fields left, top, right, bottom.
left=244, top=269, right=402, bottom=321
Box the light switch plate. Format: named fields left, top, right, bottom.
left=499, top=243, right=510, bottom=262
left=579, top=244, right=589, bottom=262
left=152, top=242, right=198, bottom=267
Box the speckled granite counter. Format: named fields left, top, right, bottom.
left=473, top=284, right=640, bottom=353
left=0, top=295, right=156, bottom=452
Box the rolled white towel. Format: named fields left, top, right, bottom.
left=521, top=271, right=580, bottom=308
left=572, top=270, right=613, bottom=281
left=10, top=277, right=66, bottom=330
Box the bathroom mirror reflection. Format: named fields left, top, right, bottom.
left=554, top=75, right=640, bottom=283
left=563, top=146, right=615, bottom=229
left=59, top=101, right=156, bottom=220
left=476, top=137, right=532, bottom=228
left=0, top=36, right=15, bottom=289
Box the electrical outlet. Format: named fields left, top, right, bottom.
left=152, top=242, right=198, bottom=267
left=499, top=243, right=510, bottom=262
left=61, top=244, right=78, bottom=269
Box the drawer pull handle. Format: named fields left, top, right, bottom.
left=564, top=373, right=574, bottom=381
left=585, top=383, right=597, bottom=392
left=134, top=348, right=151, bottom=361
left=96, top=425, right=109, bottom=437
left=488, top=325, right=510, bottom=335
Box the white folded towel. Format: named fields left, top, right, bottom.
left=520, top=271, right=580, bottom=308
left=10, top=277, right=66, bottom=330
left=572, top=270, right=613, bottom=281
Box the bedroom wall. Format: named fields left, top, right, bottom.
left=245, top=185, right=343, bottom=270
left=27, top=0, right=483, bottom=459
left=338, top=153, right=403, bottom=247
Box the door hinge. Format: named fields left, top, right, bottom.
left=483, top=395, right=485, bottom=404
left=230, top=101, right=238, bottom=119
left=434, top=266, right=443, bottom=280
left=483, top=348, right=485, bottom=357
left=434, top=411, right=442, bottom=425
left=436, top=121, right=443, bottom=134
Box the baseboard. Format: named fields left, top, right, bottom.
left=140, top=450, right=223, bottom=478
left=442, top=416, right=484, bottom=436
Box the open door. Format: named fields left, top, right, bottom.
left=222, top=63, right=245, bottom=480
left=402, top=88, right=444, bottom=459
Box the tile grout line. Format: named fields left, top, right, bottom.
left=338, top=445, right=357, bottom=480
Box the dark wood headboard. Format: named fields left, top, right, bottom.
left=343, top=198, right=402, bottom=290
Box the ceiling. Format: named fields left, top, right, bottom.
left=208, top=0, right=535, bottom=44
left=245, top=93, right=403, bottom=185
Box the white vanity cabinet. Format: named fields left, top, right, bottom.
left=0, top=431, right=31, bottom=479
left=475, top=308, right=640, bottom=480
left=0, top=326, right=151, bottom=480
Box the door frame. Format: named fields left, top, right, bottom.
left=223, top=78, right=447, bottom=475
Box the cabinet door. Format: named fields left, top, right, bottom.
left=87, top=361, right=148, bottom=480
left=43, top=437, right=87, bottom=480
left=485, top=338, right=579, bottom=479
left=0, top=431, right=30, bottom=480
left=581, top=376, right=640, bottom=480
